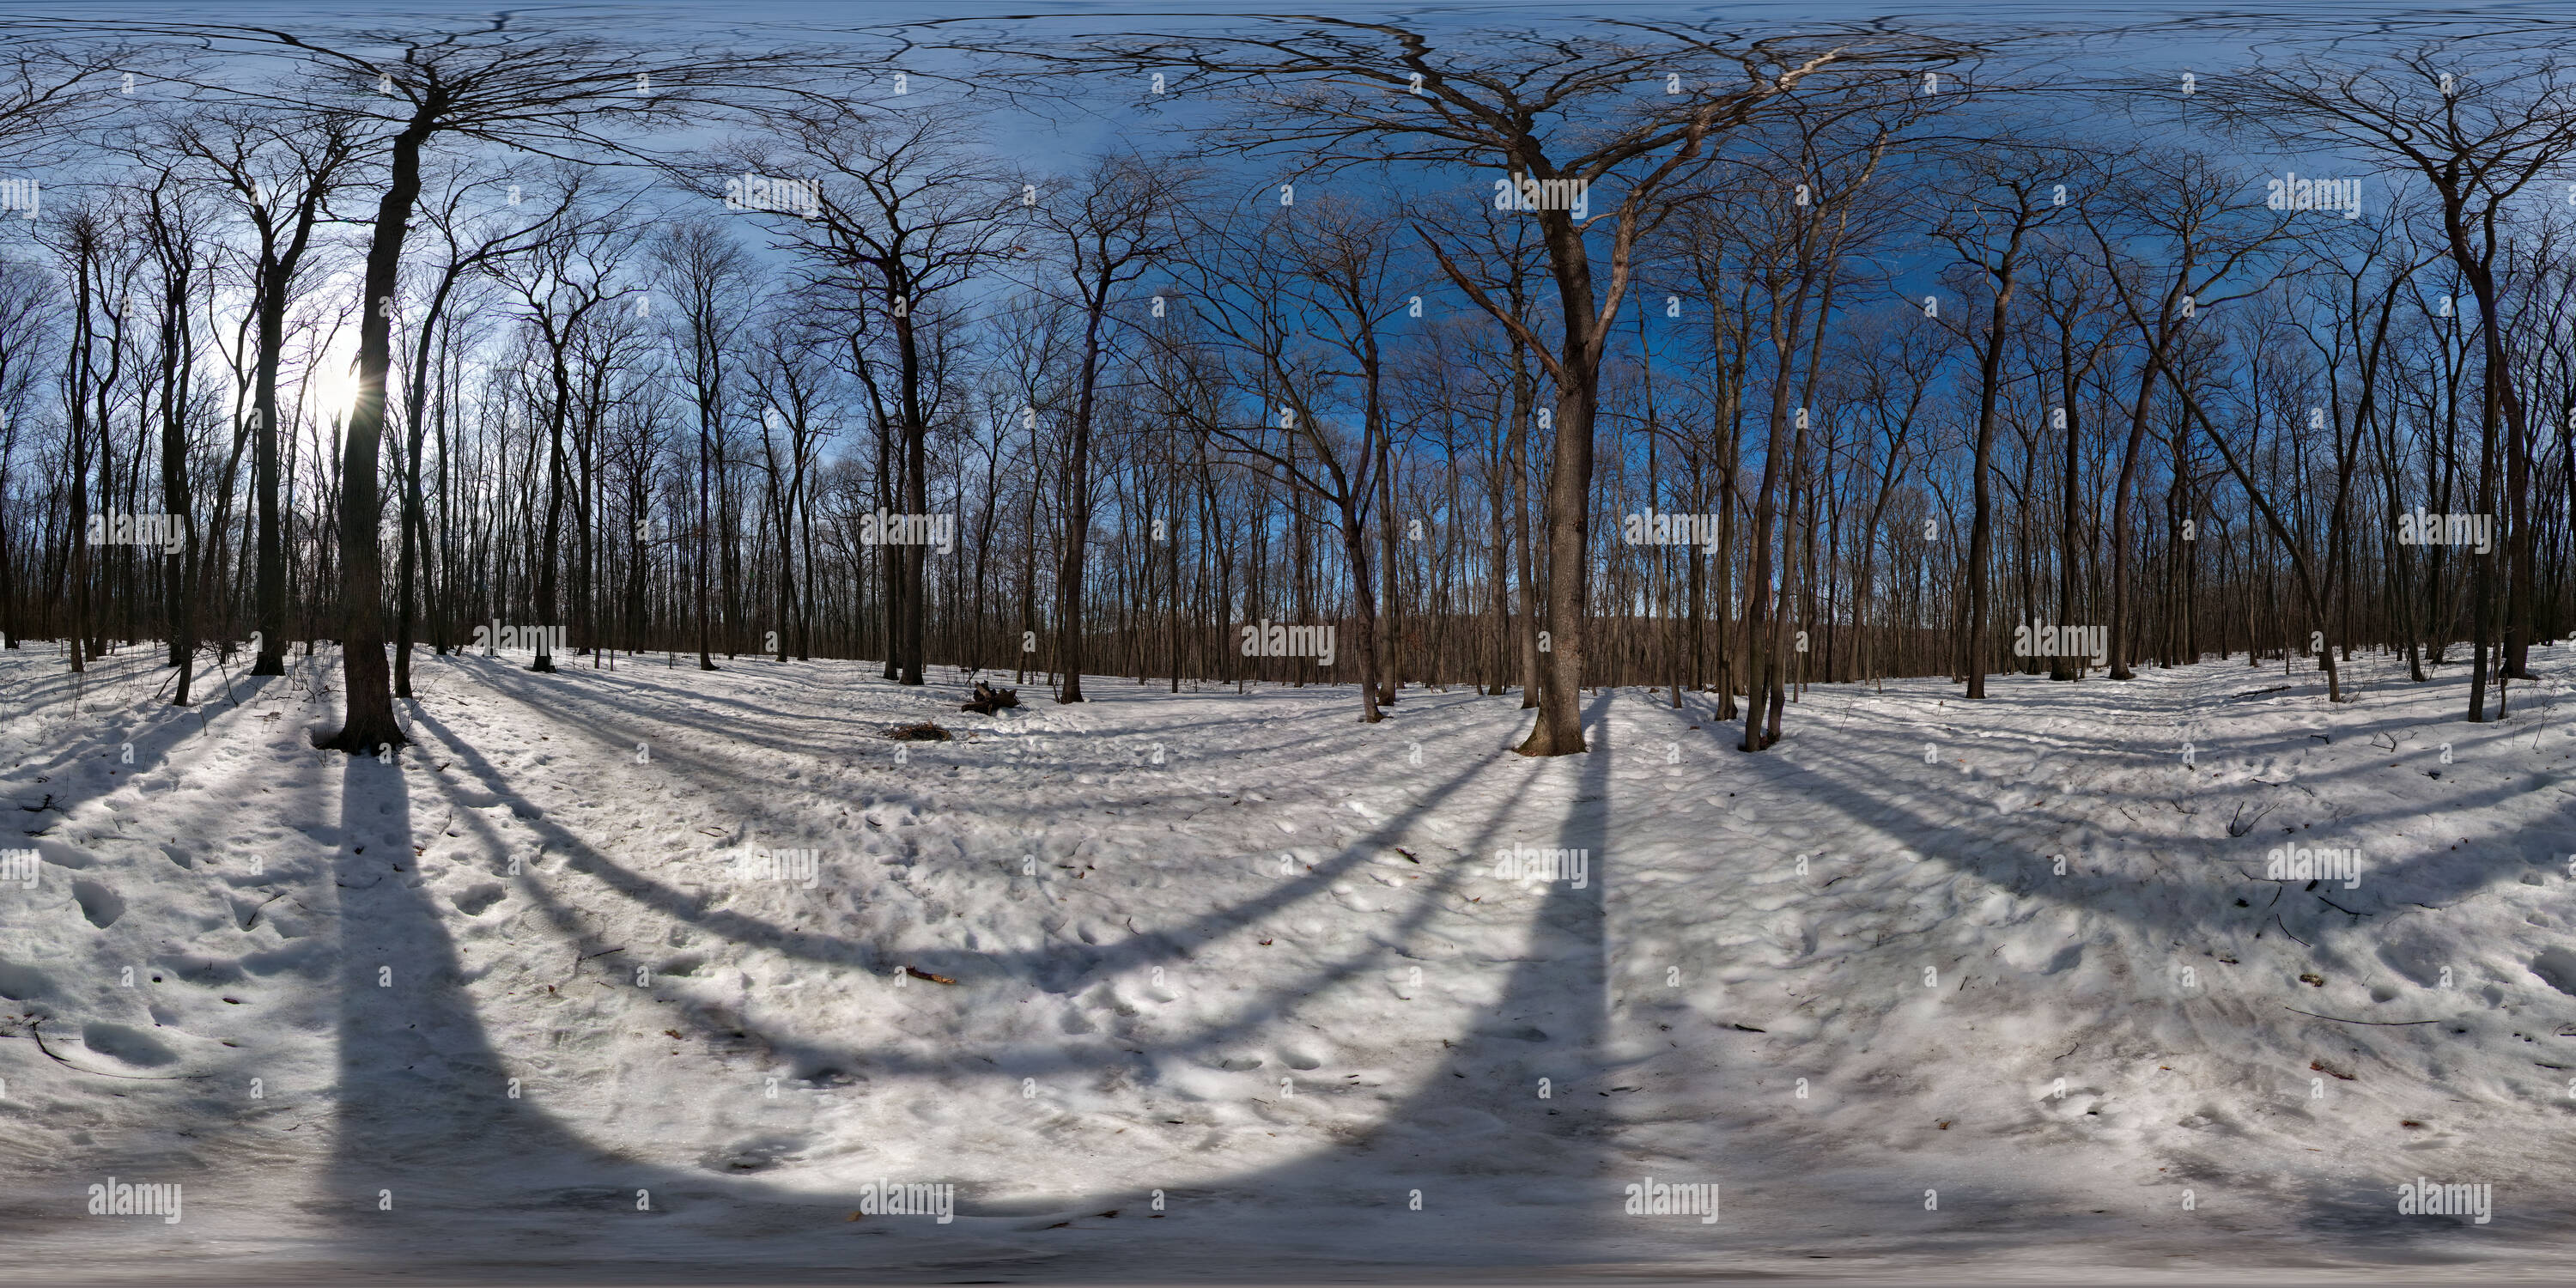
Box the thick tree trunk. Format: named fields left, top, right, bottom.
left=2105, top=357, right=2156, bottom=680
left=252, top=262, right=290, bottom=675
left=1517, top=367, right=1593, bottom=756
left=2051, top=355, right=2081, bottom=682
left=1376, top=429, right=1399, bottom=708
left=1340, top=511, right=1383, bottom=723
left=1964, top=253, right=2019, bottom=701
left=317, top=120, right=430, bottom=753
left=159, top=277, right=194, bottom=706
left=1056, top=308, right=1107, bottom=704
left=897, top=307, right=928, bottom=686
left=696, top=404, right=718, bottom=671
left=1508, top=362, right=1542, bottom=709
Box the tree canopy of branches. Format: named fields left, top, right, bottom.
left=2, top=15, right=2571, bottom=758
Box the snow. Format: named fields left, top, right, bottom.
left=3, top=641, right=2574, bottom=1279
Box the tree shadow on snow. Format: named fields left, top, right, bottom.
left=295, top=686, right=1635, bottom=1279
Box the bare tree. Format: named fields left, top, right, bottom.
left=158, top=103, right=362, bottom=677
left=1005, top=17, right=1952, bottom=751
left=1020, top=152, right=1186, bottom=703
left=114, top=18, right=824, bottom=747
left=720, top=102, right=1014, bottom=684
left=1927, top=143, right=2061, bottom=700
left=2221, top=47, right=2576, bottom=713
left=488, top=173, right=645, bottom=673
left=648, top=219, right=756, bottom=671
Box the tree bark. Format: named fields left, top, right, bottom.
left=316, top=118, right=431, bottom=753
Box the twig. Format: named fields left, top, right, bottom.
left=23, top=1019, right=196, bottom=1079
left=2227, top=800, right=2275, bottom=837
left=241, top=890, right=291, bottom=931
left=2282, top=1006, right=2440, bottom=1027
left=2274, top=914, right=2309, bottom=947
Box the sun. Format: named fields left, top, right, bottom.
left=303, top=361, right=364, bottom=423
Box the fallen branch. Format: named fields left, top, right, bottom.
left=2284, top=1006, right=2441, bottom=1027
left=2227, top=800, right=2275, bottom=837
left=961, top=682, right=1020, bottom=715
left=22, top=1019, right=196, bottom=1079
left=2274, top=914, right=2309, bottom=947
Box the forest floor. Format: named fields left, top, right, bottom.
left=3, top=639, right=2574, bottom=1281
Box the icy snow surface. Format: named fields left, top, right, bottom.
left=3, top=643, right=2574, bottom=1279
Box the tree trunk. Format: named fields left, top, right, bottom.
left=317, top=119, right=431, bottom=753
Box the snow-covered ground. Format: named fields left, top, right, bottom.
left=3, top=639, right=2575, bottom=1281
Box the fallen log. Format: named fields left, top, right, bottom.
left=962, top=681, right=1020, bottom=715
